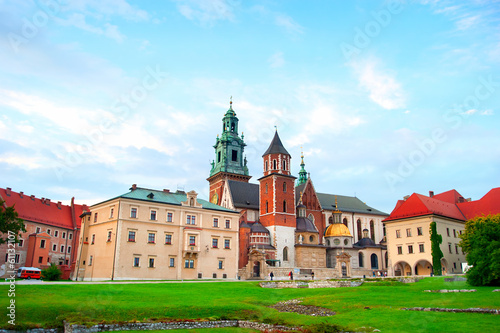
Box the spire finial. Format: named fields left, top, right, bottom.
left=229, top=96, right=233, bottom=110
left=274, top=125, right=277, bottom=131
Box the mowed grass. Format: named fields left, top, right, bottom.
left=1, top=277, right=499, bottom=332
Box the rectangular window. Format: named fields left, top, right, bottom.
left=150, top=210, right=157, bottom=220
left=54, top=230, right=59, bottom=237
left=224, top=239, right=230, bottom=249
left=133, top=257, right=140, bottom=267
left=189, top=236, right=196, bottom=246
left=15, top=254, right=20, bottom=263
left=225, top=220, right=230, bottom=229
left=408, top=245, right=413, bottom=254
left=107, top=231, right=112, bottom=242
left=406, top=228, right=412, bottom=237
left=36, top=227, right=41, bottom=233
left=454, top=262, right=457, bottom=269
left=149, top=258, right=155, bottom=268
left=184, top=259, right=194, bottom=268
left=110, top=208, right=114, bottom=218
left=91, top=234, right=95, bottom=244
left=38, top=256, right=43, bottom=263
left=40, top=239, right=46, bottom=248
left=61, top=245, right=65, bottom=253
left=69, top=233, right=72, bottom=240
left=89, top=255, right=93, bottom=266
left=62, top=232, right=66, bottom=239
left=19, top=239, right=24, bottom=247
left=218, top=260, right=223, bottom=269
left=128, top=231, right=136, bottom=242
left=417, top=227, right=423, bottom=236
left=448, top=243, right=452, bottom=253
left=148, top=233, right=156, bottom=244
left=186, top=215, right=196, bottom=225
left=67, top=246, right=71, bottom=254
left=447, top=228, right=450, bottom=237
left=167, top=212, right=173, bottom=222
left=455, top=244, right=459, bottom=254
left=453, top=229, right=456, bottom=238
left=213, top=218, right=219, bottom=228
left=169, top=257, right=175, bottom=267
left=187, top=215, right=191, bottom=224
left=94, top=213, right=98, bottom=223
left=396, top=230, right=401, bottom=238
left=231, top=149, right=238, bottom=162
left=52, top=244, right=57, bottom=251
left=165, top=234, right=172, bottom=244
left=47, top=229, right=51, bottom=235
left=212, top=238, right=218, bottom=248
left=419, top=244, right=424, bottom=253
left=397, top=246, right=402, bottom=254
left=130, top=208, right=137, bottom=218
left=459, top=230, right=462, bottom=235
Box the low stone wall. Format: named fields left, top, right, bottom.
left=444, top=277, right=467, bottom=282
left=402, top=307, right=499, bottom=315
left=260, top=280, right=363, bottom=289
left=424, top=289, right=476, bottom=293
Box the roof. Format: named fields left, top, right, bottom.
left=354, top=237, right=379, bottom=248
left=250, top=221, right=269, bottom=233
left=226, top=180, right=259, bottom=210
left=96, top=187, right=237, bottom=213
left=296, top=217, right=318, bottom=233
left=0, top=187, right=87, bottom=230
left=324, top=223, right=352, bottom=237
left=262, top=131, right=290, bottom=156
left=384, top=188, right=500, bottom=222
left=316, top=193, right=388, bottom=216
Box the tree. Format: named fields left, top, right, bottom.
left=41, top=264, right=62, bottom=281
left=429, top=222, right=443, bottom=276
left=459, top=214, right=500, bottom=286
left=0, top=200, right=26, bottom=244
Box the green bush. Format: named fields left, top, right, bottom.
left=41, top=264, right=62, bottom=281
left=305, top=322, right=344, bottom=333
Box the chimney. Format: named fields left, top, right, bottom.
left=403, top=195, right=410, bottom=201
left=41, top=197, right=45, bottom=204
left=46, top=198, right=51, bottom=205
left=429, top=191, right=434, bottom=198
left=57, top=201, right=62, bottom=209
left=131, top=184, right=137, bottom=191
left=163, top=189, right=170, bottom=193
left=5, top=187, right=11, bottom=196
left=458, top=196, right=465, bottom=203
left=19, top=191, right=24, bottom=198
left=30, top=195, right=35, bottom=200
left=466, top=198, right=471, bottom=202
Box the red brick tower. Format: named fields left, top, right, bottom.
left=259, top=130, right=296, bottom=227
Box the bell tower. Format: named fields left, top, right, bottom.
left=207, top=98, right=251, bottom=205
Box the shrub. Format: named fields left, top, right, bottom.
left=41, top=264, right=62, bottom=281
left=305, top=322, right=344, bottom=333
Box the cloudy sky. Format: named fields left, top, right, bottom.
left=0, top=0, right=499, bottom=214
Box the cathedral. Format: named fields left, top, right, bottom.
left=208, top=101, right=389, bottom=279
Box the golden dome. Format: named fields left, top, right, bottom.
left=324, top=223, right=352, bottom=237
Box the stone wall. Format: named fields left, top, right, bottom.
left=260, top=280, right=363, bottom=289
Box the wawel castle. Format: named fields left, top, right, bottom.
left=1, top=101, right=499, bottom=280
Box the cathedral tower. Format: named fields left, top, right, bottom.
left=207, top=99, right=251, bottom=205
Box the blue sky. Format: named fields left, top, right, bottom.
left=0, top=0, right=499, bottom=214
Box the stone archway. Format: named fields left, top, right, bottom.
left=414, top=260, right=433, bottom=276
left=243, top=249, right=268, bottom=280
left=394, top=261, right=412, bottom=276
left=441, top=258, right=448, bottom=275
left=253, top=261, right=260, bottom=277
left=336, top=252, right=351, bottom=278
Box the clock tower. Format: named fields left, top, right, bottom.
left=207, top=99, right=251, bottom=205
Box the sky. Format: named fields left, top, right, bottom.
left=0, top=0, right=499, bottom=214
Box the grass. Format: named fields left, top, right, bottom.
left=1, top=277, right=499, bottom=332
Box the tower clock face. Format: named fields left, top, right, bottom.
left=211, top=193, right=219, bottom=205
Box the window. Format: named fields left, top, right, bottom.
left=218, top=260, right=223, bottom=269
left=169, top=258, right=175, bottom=267
left=60, top=245, right=65, bottom=253
left=283, top=200, right=287, bottom=212
left=67, top=246, right=71, bottom=254
left=19, top=239, right=23, bottom=247
left=52, top=244, right=57, bottom=251
left=149, top=258, right=155, bottom=268
left=47, top=229, right=51, bottom=235
left=455, top=244, right=459, bottom=254
left=165, top=234, right=172, bottom=244
left=62, top=232, right=66, bottom=239
left=419, top=244, right=425, bottom=252
left=397, top=246, right=403, bottom=254
left=69, top=233, right=72, bottom=240
left=107, top=231, right=112, bottom=242
left=283, top=247, right=288, bottom=261
left=406, top=228, right=411, bottom=237
left=110, top=208, right=114, bottom=218
left=40, top=239, right=46, bottom=248
left=150, top=210, right=157, bottom=220
left=148, top=233, right=156, bottom=244
left=213, top=218, right=219, bottom=228
left=133, top=257, right=140, bottom=267
left=186, top=215, right=196, bottom=225
left=128, top=231, right=136, bottom=242
left=265, top=183, right=268, bottom=194
left=283, top=182, right=287, bottom=192
left=231, top=149, right=237, bottom=162
left=225, top=220, right=230, bottom=229
left=265, top=161, right=268, bottom=171
left=36, top=227, right=41, bottom=233
left=224, top=239, right=230, bottom=249
left=218, top=151, right=221, bottom=163
left=130, top=208, right=137, bottom=218
left=370, top=253, right=378, bottom=269
left=273, top=159, right=277, bottom=169
left=94, top=213, right=98, bottom=223
left=453, top=229, right=456, bottom=238
left=370, top=220, right=375, bottom=241
left=185, top=259, right=194, bottom=268
left=448, top=244, right=452, bottom=253
left=408, top=245, right=413, bottom=254
left=54, top=230, right=59, bottom=237
left=15, top=254, right=19, bottom=263
left=38, top=256, right=43, bottom=264
left=358, top=252, right=364, bottom=267
left=167, top=212, right=173, bottom=222
left=266, top=201, right=269, bottom=213
left=396, top=230, right=401, bottom=238
left=459, top=230, right=462, bottom=235
left=282, top=159, right=286, bottom=170
left=91, top=234, right=95, bottom=244
left=357, top=219, right=362, bottom=240
left=212, top=238, right=218, bottom=248
left=447, top=228, right=450, bottom=237
left=189, top=236, right=196, bottom=246
left=89, top=255, right=93, bottom=266
left=453, top=262, right=457, bottom=269
left=417, top=227, right=423, bottom=236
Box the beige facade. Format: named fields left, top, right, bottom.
left=74, top=188, right=240, bottom=281
left=385, top=215, right=466, bottom=276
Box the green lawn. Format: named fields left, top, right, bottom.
left=1, top=277, right=499, bottom=332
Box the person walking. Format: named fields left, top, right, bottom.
left=270, top=271, right=274, bottom=281
left=289, top=271, right=293, bottom=280
left=311, top=271, right=315, bottom=280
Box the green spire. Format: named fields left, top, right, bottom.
left=297, top=147, right=308, bottom=185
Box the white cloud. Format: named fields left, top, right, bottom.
left=455, top=15, right=480, bottom=31
left=275, top=14, right=304, bottom=35
left=176, top=0, right=236, bottom=25
left=268, top=52, right=285, bottom=68
left=57, top=14, right=125, bottom=43
left=350, top=58, right=406, bottom=110
left=464, top=109, right=477, bottom=115
left=0, top=153, right=44, bottom=170
left=481, top=109, right=494, bottom=115
left=64, top=0, right=149, bottom=22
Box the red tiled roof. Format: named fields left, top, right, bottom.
left=384, top=188, right=500, bottom=222
left=0, top=187, right=87, bottom=230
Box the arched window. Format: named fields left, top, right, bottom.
left=273, top=159, right=277, bottom=170
left=357, top=219, right=362, bottom=241
left=265, top=161, right=268, bottom=171
left=328, top=216, right=333, bottom=224
left=265, top=183, right=268, bottom=194
left=343, top=217, right=348, bottom=227
left=370, top=220, right=375, bottom=241
left=358, top=252, right=364, bottom=267
left=282, top=159, right=286, bottom=170
left=371, top=253, right=378, bottom=269
left=283, top=182, right=287, bottom=192
left=266, top=201, right=269, bottom=213
left=308, top=213, right=315, bottom=223
left=385, top=252, right=388, bottom=268
left=309, top=235, right=314, bottom=243
left=283, top=200, right=287, bottom=212
left=190, top=198, right=194, bottom=206
left=283, top=247, right=288, bottom=261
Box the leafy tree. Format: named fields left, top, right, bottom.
left=429, top=222, right=443, bottom=276
left=0, top=200, right=26, bottom=244
left=459, top=214, right=500, bottom=286
left=41, top=264, right=62, bottom=281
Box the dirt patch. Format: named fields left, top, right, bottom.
left=269, top=299, right=336, bottom=316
